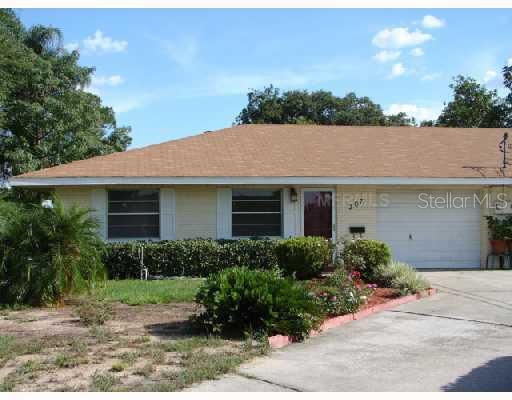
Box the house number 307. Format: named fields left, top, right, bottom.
left=348, top=198, right=366, bottom=210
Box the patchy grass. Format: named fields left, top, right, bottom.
left=0, top=297, right=268, bottom=391
left=92, top=279, right=204, bottom=305
left=89, top=371, right=120, bottom=391
left=54, top=353, right=86, bottom=368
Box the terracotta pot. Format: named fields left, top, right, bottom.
left=490, top=239, right=508, bottom=254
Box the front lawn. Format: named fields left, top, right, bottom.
left=0, top=276, right=269, bottom=392
left=92, top=278, right=204, bottom=305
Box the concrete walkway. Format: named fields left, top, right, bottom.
left=188, top=271, right=512, bottom=391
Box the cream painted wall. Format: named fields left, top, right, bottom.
left=52, top=184, right=501, bottom=268
left=175, top=186, right=217, bottom=239
left=55, top=187, right=92, bottom=209
left=335, top=186, right=377, bottom=241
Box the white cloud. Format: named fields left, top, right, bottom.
left=389, top=63, right=406, bottom=78
left=91, top=75, right=124, bottom=87
left=410, top=47, right=424, bottom=57
left=162, top=37, right=198, bottom=66
left=421, top=72, right=441, bottom=81
left=386, top=103, right=441, bottom=122
left=83, top=30, right=128, bottom=53
left=110, top=98, right=145, bottom=113
left=507, top=57, right=512, bottom=67
left=483, top=69, right=498, bottom=83
left=373, top=50, right=401, bottom=63
left=64, top=42, right=79, bottom=52
left=372, top=27, right=432, bottom=49
left=421, top=15, right=445, bottom=29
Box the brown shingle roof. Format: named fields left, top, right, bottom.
left=15, top=124, right=512, bottom=179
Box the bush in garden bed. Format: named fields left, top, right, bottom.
left=194, top=267, right=324, bottom=340
left=308, top=269, right=374, bottom=316
left=103, top=239, right=278, bottom=279
left=375, top=261, right=430, bottom=296
left=341, top=239, right=391, bottom=282
left=275, top=236, right=332, bottom=280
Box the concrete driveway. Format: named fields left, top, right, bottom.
left=189, top=271, right=512, bottom=392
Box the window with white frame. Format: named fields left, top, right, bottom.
left=232, top=189, right=282, bottom=237
left=108, top=190, right=160, bottom=239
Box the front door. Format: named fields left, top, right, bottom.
left=303, top=190, right=334, bottom=239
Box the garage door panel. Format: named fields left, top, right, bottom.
left=377, top=191, right=481, bottom=269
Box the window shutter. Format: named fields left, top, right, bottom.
left=217, top=188, right=232, bottom=239
left=283, top=188, right=299, bottom=238
left=160, top=188, right=176, bottom=240
left=90, top=189, right=107, bottom=240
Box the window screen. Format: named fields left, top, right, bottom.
left=232, top=189, right=282, bottom=237
left=108, top=190, right=160, bottom=239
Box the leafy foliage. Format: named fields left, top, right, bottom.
left=0, top=9, right=131, bottom=176
left=74, top=299, right=113, bottom=326
left=309, top=268, right=371, bottom=316
left=437, top=75, right=511, bottom=128
left=486, top=215, right=512, bottom=240
left=103, top=239, right=278, bottom=279
left=375, top=261, right=429, bottom=296
left=194, top=267, right=324, bottom=339
left=236, top=85, right=415, bottom=126
left=341, top=239, right=391, bottom=282
left=0, top=198, right=106, bottom=305
left=274, top=236, right=332, bottom=279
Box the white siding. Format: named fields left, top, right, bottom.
left=160, top=188, right=176, bottom=240
left=90, top=188, right=107, bottom=240
left=216, top=188, right=232, bottom=239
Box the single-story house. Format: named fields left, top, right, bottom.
left=10, top=124, right=512, bottom=269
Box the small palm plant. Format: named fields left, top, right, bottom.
left=0, top=197, right=106, bottom=305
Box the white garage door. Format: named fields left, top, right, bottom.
left=376, top=191, right=481, bottom=269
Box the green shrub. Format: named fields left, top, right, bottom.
left=375, top=261, right=430, bottom=295
left=103, top=239, right=278, bottom=279
left=309, top=269, right=370, bottom=316
left=274, top=237, right=331, bottom=280
left=0, top=199, right=106, bottom=306
left=341, top=240, right=391, bottom=282
left=194, top=267, right=324, bottom=340
left=74, top=299, right=113, bottom=326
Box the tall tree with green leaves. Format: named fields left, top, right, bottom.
left=437, top=75, right=509, bottom=128
left=0, top=9, right=132, bottom=176
left=236, top=85, right=414, bottom=126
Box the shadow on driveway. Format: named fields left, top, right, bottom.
left=442, top=356, right=512, bottom=391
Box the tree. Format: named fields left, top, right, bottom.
left=0, top=198, right=105, bottom=305
left=437, top=75, right=508, bottom=128
left=0, top=9, right=132, bottom=176
left=236, top=86, right=414, bottom=126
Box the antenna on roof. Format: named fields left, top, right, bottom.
left=463, top=132, right=510, bottom=177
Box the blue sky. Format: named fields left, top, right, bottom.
left=18, top=9, right=512, bottom=148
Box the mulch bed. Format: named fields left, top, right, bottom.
left=360, top=288, right=401, bottom=310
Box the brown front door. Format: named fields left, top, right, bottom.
left=303, top=191, right=333, bottom=239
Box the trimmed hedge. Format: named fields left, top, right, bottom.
left=103, top=239, right=279, bottom=279
left=274, top=236, right=332, bottom=280
left=341, top=239, right=391, bottom=282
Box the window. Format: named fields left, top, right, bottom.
left=232, top=189, right=282, bottom=237
left=108, top=190, right=160, bottom=239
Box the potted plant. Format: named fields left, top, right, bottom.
left=486, top=216, right=510, bottom=254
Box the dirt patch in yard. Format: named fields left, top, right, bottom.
left=0, top=302, right=266, bottom=392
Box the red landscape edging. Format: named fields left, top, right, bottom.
left=268, top=288, right=437, bottom=349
